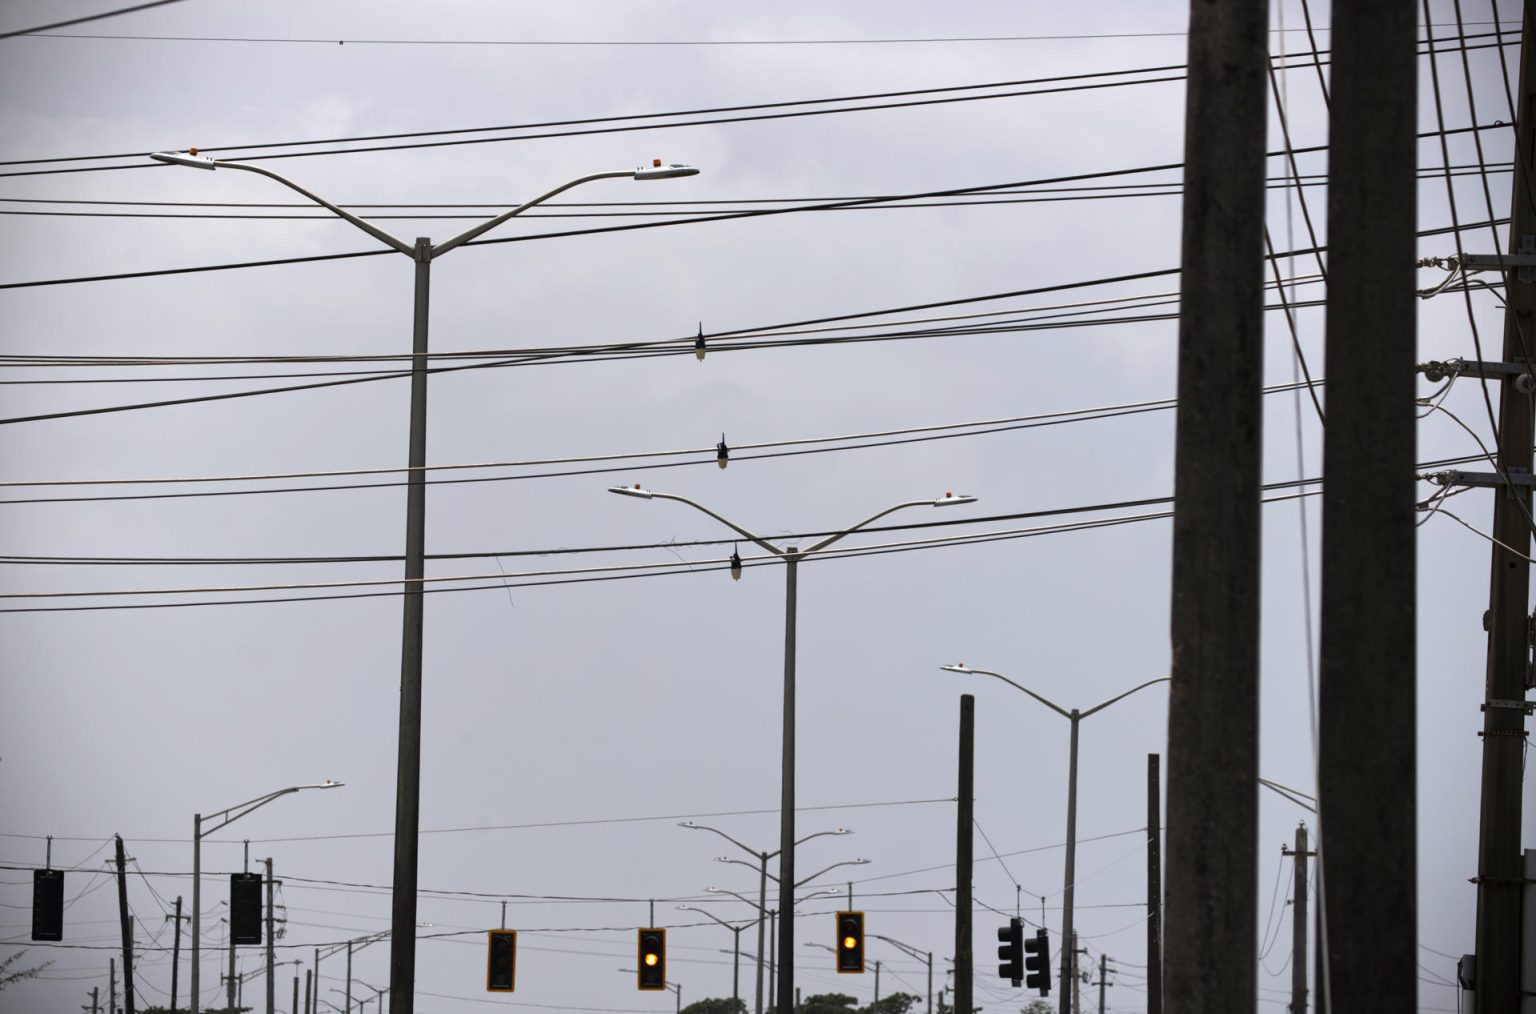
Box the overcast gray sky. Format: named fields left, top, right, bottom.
left=1, top=2, right=1529, bottom=1013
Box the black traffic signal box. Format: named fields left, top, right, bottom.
left=229, top=873, right=262, bottom=945
left=486, top=929, right=516, bottom=992
left=1024, top=927, right=1051, bottom=996
left=32, top=869, right=63, bottom=941
left=997, top=917, right=1023, bottom=985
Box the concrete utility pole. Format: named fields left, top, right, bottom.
left=1071, top=934, right=1083, bottom=1014
left=1164, top=2, right=1269, bottom=1010
left=166, top=897, right=186, bottom=1014
left=953, top=694, right=974, bottom=1014
left=109, top=959, right=116, bottom=1014
left=88, top=986, right=100, bottom=1014
left=1317, top=0, right=1419, bottom=1011
left=1146, top=754, right=1161, bottom=1014
left=113, top=836, right=135, bottom=1014
left=265, top=858, right=275, bottom=1014
left=1281, top=825, right=1315, bottom=1013
left=292, top=972, right=299, bottom=1014
left=1471, top=8, right=1536, bottom=1011
left=227, top=919, right=236, bottom=1014
left=304, top=969, right=312, bottom=1014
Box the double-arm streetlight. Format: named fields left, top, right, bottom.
left=614, top=486, right=977, bottom=1012
left=152, top=149, right=700, bottom=1014
left=940, top=664, right=1168, bottom=1014
left=681, top=821, right=854, bottom=1014
left=190, top=780, right=342, bottom=1014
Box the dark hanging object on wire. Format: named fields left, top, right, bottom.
left=729, top=544, right=742, bottom=581
left=716, top=434, right=729, bottom=470
left=695, top=323, right=707, bottom=362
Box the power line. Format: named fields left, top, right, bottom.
left=1, top=30, right=1513, bottom=173
left=0, top=0, right=187, bottom=41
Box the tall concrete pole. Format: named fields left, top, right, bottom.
left=775, top=553, right=800, bottom=1014
left=1058, top=714, right=1080, bottom=1014
left=265, top=859, right=275, bottom=1014
left=1317, top=0, right=1419, bottom=1010
left=1147, top=754, right=1161, bottom=1014
left=1164, top=1, right=1269, bottom=1010
left=954, top=694, right=974, bottom=1014
left=388, top=239, right=433, bottom=1014
left=1472, top=8, right=1536, bottom=1012
left=114, top=836, right=135, bottom=1014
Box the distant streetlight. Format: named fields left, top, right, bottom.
left=614, top=486, right=976, bottom=1012
left=152, top=149, right=699, bottom=1014
left=190, top=781, right=342, bottom=1014
left=869, top=933, right=934, bottom=1014
left=680, top=821, right=850, bottom=1014
left=941, top=663, right=1168, bottom=1014
left=676, top=905, right=754, bottom=1004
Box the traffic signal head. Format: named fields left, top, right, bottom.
left=32, top=870, right=63, bottom=941
left=1024, top=928, right=1051, bottom=996
left=637, top=928, right=666, bottom=990
left=229, top=873, right=262, bottom=945
left=836, top=911, right=864, bottom=973
left=996, top=917, right=1024, bottom=985
left=486, top=930, right=516, bottom=992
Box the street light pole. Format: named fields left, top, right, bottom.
left=188, top=781, right=342, bottom=1014
left=681, top=822, right=852, bottom=1014
left=869, top=934, right=933, bottom=1014
left=940, top=664, right=1168, bottom=1014
left=152, top=150, right=699, bottom=1014
left=617, top=487, right=977, bottom=1013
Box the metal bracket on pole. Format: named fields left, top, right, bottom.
left=1419, top=358, right=1535, bottom=384
left=1426, top=468, right=1536, bottom=490
left=1459, top=236, right=1536, bottom=281
left=1481, top=698, right=1535, bottom=714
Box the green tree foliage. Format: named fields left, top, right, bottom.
left=1020, top=1001, right=1053, bottom=1014
left=680, top=999, right=748, bottom=1014
left=864, top=992, right=922, bottom=1014
left=797, top=993, right=859, bottom=1014
left=0, top=950, right=54, bottom=991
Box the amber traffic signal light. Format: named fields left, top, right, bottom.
left=637, top=928, right=666, bottom=990
left=836, top=911, right=864, bottom=973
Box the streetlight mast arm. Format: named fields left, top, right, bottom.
left=197, top=160, right=415, bottom=255
left=944, top=666, right=1071, bottom=719
left=681, top=821, right=762, bottom=859
left=651, top=492, right=785, bottom=557
left=433, top=170, right=633, bottom=256
left=803, top=500, right=934, bottom=555
left=201, top=781, right=341, bottom=836
left=793, top=859, right=868, bottom=889
left=1079, top=677, right=1171, bottom=719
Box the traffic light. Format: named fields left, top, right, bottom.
left=637, top=928, right=666, bottom=990
left=229, top=873, right=262, bottom=945
left=486, top=930, right=516, bottom=992
left=997, top=917, right=1023, bottom=985
left=31, top=869, right=63, bottom=941
left=1024, top=928, right=1051, bottom=996
left=835, top=911, right=864, bottom=973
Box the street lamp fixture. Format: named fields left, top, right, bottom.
left=615, top=488, right=977, bottom=1014
left=153, top=149, right=699, bottom=1014
left=940, top=662, right=1168, bottom=1014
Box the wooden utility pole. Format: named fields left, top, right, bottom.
left=1165, top=3, right=1269, bottom=1010
left=87, top=986, right=100, bottom=1014
left=1317, top=0, right=1419, bottom=1010
left=1146, top=754, right=1161, bottom=1014
left=166, top=897, right=186, bottom=1014
left=292, top=972, right=299, bottom=1014
left=113, top=836, right=135, bottom=1014
left=304, top=969, right=312, bottom=1014
left=1094, top=954, right=1112, bottom=1014
left=953, top=694, right=974, bottom=1014
left=1281, top=825, right=1315, bottom=1013
left=1473, top=9, right=1536, bottom=1012
left=109, top=958, right=116, bottom=1014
